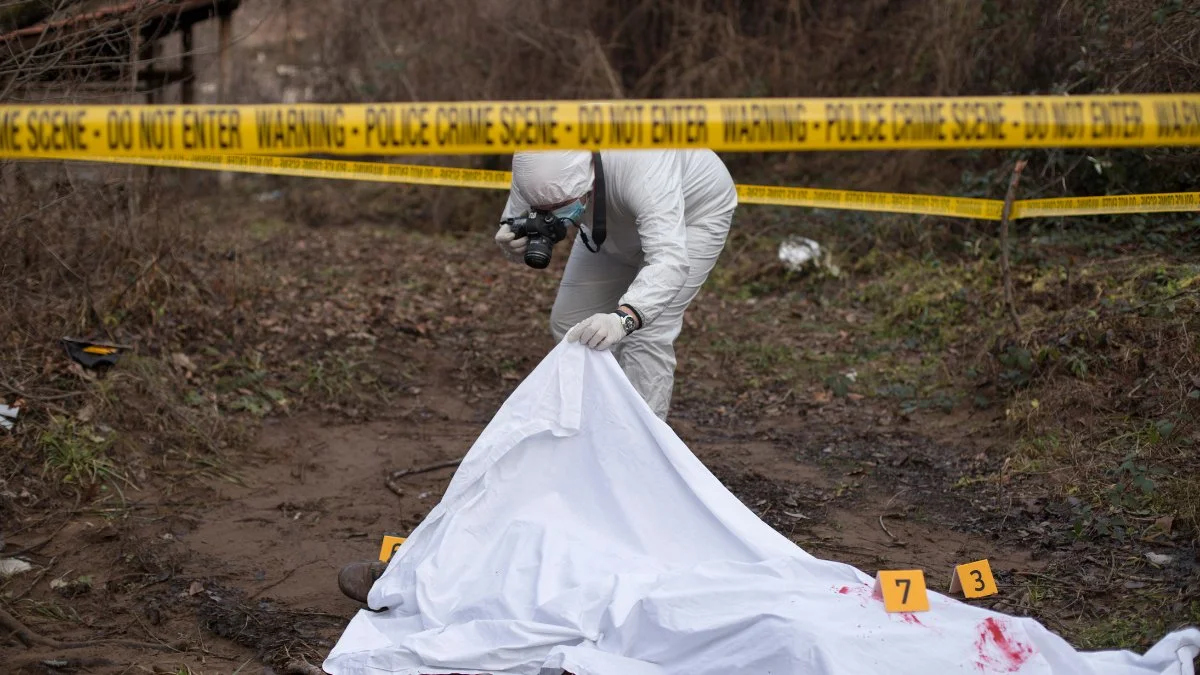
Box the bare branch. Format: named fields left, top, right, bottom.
left=1000, top=159, right=1028, bottom=333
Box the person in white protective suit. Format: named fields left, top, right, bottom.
left=334, top=149, right=736, bottom=605
left=494, top=149, right=738, bottom=421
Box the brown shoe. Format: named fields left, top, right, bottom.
left=338, top=561, right=387, bottom=604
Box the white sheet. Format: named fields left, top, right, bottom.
left=323, top=341, right=1200, bottom=675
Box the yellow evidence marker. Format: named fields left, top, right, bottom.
left=949, top=559, right=998, bottom=599
left=874, top=569, right=931, bottom=613
left=378, top=534, right=407, bottom=563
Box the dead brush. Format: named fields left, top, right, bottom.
left=310, top=0, right=1198, bottom=200
left=0, top=160, right=250, bottom=510
left=974, top=255, right=1200, bottom=535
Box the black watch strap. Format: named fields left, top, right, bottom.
left=614, top=310, right=637, bottom=335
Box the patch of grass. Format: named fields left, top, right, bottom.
left=863, top=353, right=957, bottom=413
left=844, top=241, right=1200, bottom=541
left=1027, top=216, right=1200, bottom=259
left=859, top=257, right=1001, bottom=350
left=1156, top=471, right=1200, bottom=538
left=212, top=357, right=268, bottom=394
left=1013, top=432, right=1066, bottom=462
left=1070, top=607, right=1197, bottom=651
left=710, top=338, right=796, bottom=374
left=291, top=348, right=392, bottom=411
left=1011, top=406, right=1198, bottom=540
left=705, top=334, right=857, bottom=395
left=171, top=451, right=247, bottom=489
left=248, top=217, right=289, bottom=241
left=94, top=354, right=252, bottom=457
left=39, top=417, right=128, bottom=490
left=1022, top=575, right=1054, bottom=611
left=708, top=209, right=1200, bottom=556
left=16, top=597, right=84, bottom=625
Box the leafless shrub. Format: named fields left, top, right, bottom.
left=307, top=0, right=1198, bottom=194
left=0, top=2, right=247, bottom=513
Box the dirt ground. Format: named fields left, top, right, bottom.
left=0, top=264, right=1047, bottom=673
left=3, top=3, right=1198, bottom=673
left=4, top=205, right=1189, bottom=673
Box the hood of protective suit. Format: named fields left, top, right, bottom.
left=512, top=150, right=594, bottom=208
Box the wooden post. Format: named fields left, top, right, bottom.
left=180, top=23, right=195, bottom=104
left=178, top=22, right=197, bottom=191
left=999, top=160, right=1027, bottom=333
left=141, top=36, right=160, bottom=191
left=128, top=21, right=142, bottom=221
left=217, top=11, right=233, bottom=188
left=283, top=0, right=295, bottom=60
left=129, top=21, right=142, bottom=105
left=218, top=13, right=233, bottom=101
left=141, top=34, right=159, bottom=103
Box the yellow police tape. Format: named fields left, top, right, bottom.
left=736, top=184, right=1003, bottom=220
left=1011, top=193, right=1200, bottom=219
left=2, top=94, right=1200, bottom=157
left=18, top=151, right=1198, bottom=221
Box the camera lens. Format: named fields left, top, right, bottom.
left=524, top=237, right=552, bottom=269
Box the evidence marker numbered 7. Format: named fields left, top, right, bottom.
left=875, top=569, right=932, bottom=613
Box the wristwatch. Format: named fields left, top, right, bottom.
left=613, top=309, right=638, bottom=335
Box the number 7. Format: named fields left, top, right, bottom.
left=896, top=578, right=911, bottom=604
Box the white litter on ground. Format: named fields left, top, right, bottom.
left=0, top=558, right=34, bottom=577
left=0, top=403, right=19, bottom=431
left=778, top=236, right=823, bottom=271
left=324, top=342, right=1200, bottom=675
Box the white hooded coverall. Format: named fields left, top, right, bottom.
left=500, top=149, right=738, bottom=420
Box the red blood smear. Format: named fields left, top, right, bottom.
left=834, top=583, right=880, bottom=608
left=900, top=613, right=925, bottom=627
left=974, top=617, right=1036, bottom=672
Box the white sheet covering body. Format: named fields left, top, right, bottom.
left=323, top=342, right=1200, bottom=675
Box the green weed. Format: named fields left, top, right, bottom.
left=1072, top=611, right=1181, bottom=651
left=293, top=350, right=390, bottom=407
left=39, top=417, right=127, bottom=489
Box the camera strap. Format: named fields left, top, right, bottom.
left=580, top=152, right=607, bottom=253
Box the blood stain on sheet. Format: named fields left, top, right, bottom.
left=833, top=584, right=875, bottom=607
left=974, top=617, right=1036, bottom=672
left=900, top=613, right=926, bottom=627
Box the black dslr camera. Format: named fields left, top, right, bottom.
left=502, top=209, right=569, bottom=269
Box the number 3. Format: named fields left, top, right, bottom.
left=970, top=569, right=986, bottom=592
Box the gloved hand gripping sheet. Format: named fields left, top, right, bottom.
left=324, top=342, right=1200, bottom=675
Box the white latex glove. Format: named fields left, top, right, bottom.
left=565, top=313, right=627, bottom=351
left=495, top=223, right=527, bottom=263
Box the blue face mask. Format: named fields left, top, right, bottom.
left=551, top=197, right=587, bottom=225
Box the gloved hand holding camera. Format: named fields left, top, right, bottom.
left=494, top=222, right=528, bottom=264
left=497, top=209, right=570, bottom=269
